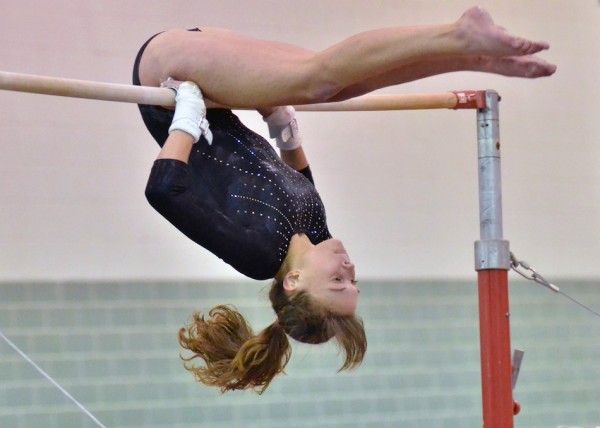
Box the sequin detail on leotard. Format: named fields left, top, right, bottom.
left=198, top=113, right=329, bottom=264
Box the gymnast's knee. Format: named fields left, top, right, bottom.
left=295, top=64, right=344, bottom=104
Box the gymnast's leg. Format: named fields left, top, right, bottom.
left=137, top=6, right=556, bottom=108
left=327, top=55, right=555, bottom=101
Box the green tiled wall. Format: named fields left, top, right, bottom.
left=1, top=280, right=599, bottom=428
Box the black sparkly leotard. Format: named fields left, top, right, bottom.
left=132, top=31, right=332, bottom=280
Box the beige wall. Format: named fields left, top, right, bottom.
left=1, top=0, right=599, bottom=281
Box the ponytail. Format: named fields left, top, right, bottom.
left=178, top=305, right=291, bottom=394
left=179, top=280, right=366, bottom=394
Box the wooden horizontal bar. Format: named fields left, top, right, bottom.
left=295, top=93, right=459, bottom=111
left=0, top=70, right=479, bottom=111
left=0, top=70, right=179, bottom=106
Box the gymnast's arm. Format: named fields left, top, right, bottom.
left=259, top=106, right=314, bottom=184
left=282, top=147, right=314, bottom=185
left=155, top=129, right=194, bottom=162
left=279, top=146, right=308, bottom=171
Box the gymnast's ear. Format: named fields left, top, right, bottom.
left=283, top=270, right=301, bottom=292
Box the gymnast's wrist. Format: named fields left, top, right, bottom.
left=264, top=106, right=303, bottom=151
left=165, top=80, right=213, bottom=145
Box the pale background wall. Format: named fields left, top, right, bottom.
left=1, top=0, right=599, bottom=282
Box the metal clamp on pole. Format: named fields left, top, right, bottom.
left=475, top=240, right=510, bottom=270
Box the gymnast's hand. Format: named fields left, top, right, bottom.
left=162, top=78, right=213, bottom=145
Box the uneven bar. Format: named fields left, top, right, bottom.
left=0, top=70, right=481, bottom=111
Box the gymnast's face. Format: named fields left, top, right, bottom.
left=285, top=238, right=359, bottom=315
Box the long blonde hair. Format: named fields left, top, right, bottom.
left=178, top=280, right=367, bottom=394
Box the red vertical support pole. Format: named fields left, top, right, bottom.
left=475, top=91, right=514, bottom=427
left=478, top=270, right=513, bottom=426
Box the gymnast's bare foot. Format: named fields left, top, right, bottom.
left=476, top=55, right=557, bottom=78
left=456, top=6, right=550, bottom=57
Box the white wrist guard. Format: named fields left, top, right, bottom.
left=264, top=106, right=302, bottom=150
left=167, top=81, right=213, bottom=145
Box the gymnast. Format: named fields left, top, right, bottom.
left=132, top=6, right=556, bottom=394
